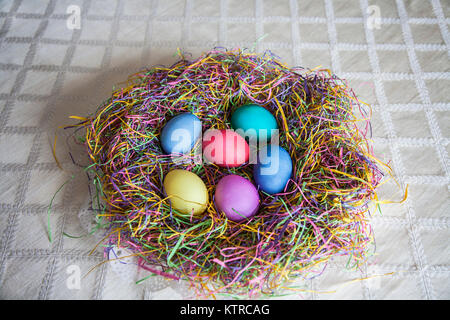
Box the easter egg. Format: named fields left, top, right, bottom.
left=253, top=145, right=292, bottom=194
left=160, top=113, right=202, bottom=154
left=202, top=129, right=249, bottom=167
left=215, top=175, right=260, bottom=222
left=163, top=169, right=209, bottom=215
left=231, top=104, right=278, bottom=141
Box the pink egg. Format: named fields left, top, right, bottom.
left=202, top=129, right=249, bottom=167
left=214, top=175, right=260, bottom=222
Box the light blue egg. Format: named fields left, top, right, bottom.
left=160, top=113, right=202, bottom=154
left=253, top=145, right=293, bottom=194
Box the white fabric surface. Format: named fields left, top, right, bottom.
left=0, top=0, right=449, bottom=300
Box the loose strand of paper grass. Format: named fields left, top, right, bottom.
left=47, top=175, right=74, bottom=243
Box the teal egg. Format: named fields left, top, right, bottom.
left=231, top=104, right=278, bottom=141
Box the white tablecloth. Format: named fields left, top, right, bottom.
left=0, top=0, right=448, bottom=300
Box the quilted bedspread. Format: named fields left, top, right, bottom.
left=0, top=0, right=448, bottom=300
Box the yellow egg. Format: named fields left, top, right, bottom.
left=163, top=169, right=209, bottom=216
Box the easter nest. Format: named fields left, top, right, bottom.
left=71, top=48, right=385, bottom=297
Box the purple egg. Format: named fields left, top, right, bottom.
left=214, top=174, right=260, bottom=222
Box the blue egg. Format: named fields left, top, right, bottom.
left=160, top=113, right=202, bottom=154
left=253, top=145, right=293, bottom=194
